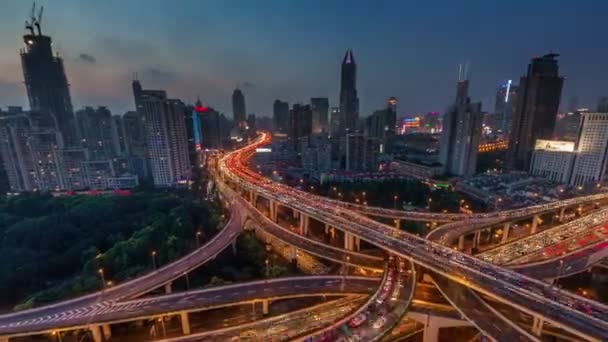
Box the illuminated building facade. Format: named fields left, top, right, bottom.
left=529, top=139, right=575, bottom=183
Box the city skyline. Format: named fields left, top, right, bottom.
left=1, top=0, right=608, bottom=118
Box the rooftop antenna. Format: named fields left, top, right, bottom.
left=458, top=63, right=463, bottom=81
left=35, top=5, right=43, bottom=35
left=25, top=3, right=36, bottom=35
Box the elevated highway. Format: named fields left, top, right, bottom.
left=0, top=276, right=379, bottom=339
left=220, top=133, right=608, bottom=341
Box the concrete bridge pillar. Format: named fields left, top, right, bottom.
left=354, top=236, right=360, bottom=251
left=290, top=246, right=297, bottom=261
left=472, top=231, right=481, bottom=249
left=395, top=219, right=401, bottom=230
left=531, top=214, right=540, bottom=234
left=180, top=311, right=191, bottom=335
left=324, top=223, right=330, bottom=234
left=102, top=324, right=112, bottom=340
left=458, top=235, right=465, bottom=250
left=299, top=214, right=309, bottom=235
left=262, top=299, right=269, bottom=315
left=423, top=321, right=439, bottom=342
left=268, top=200, right=278, bottom=222
left=344, top=233, right=359, bottom=251
left=559, top=207, right=566, bottom=222
left=532, top=316, right=544, bottom=336
left=501, top=222, right=511, bottom=243
left=164, top=282, right=173, bottom=294
left=90, top=325, right=103, bottom=342
left=293, top=210, right=299, bottom=219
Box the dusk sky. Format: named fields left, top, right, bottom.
left=1, top=0, right=607, bottom=118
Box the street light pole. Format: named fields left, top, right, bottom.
left=98, top=268, right=106, bottom=290
left=151, top=251, right=157, bottom=270
left=195, top=230, right=202, bottom=248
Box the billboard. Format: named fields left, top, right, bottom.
left=534, top=139, right=574, bottom=152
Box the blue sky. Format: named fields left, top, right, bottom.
left=1, top=0, right=607, bottom=118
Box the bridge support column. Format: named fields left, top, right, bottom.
left=501, top=222, right=511, bottom=243
left=231, top=240, right=237, bottom=255
left=90, top=325, right=103, bottom=342
left=394, top=219, right=401, bottom=230
left=532, top=316, right=544, bottom=336
left=344, top=232, right=358, bottom=251
left=458, top=236, right=464, bottom=250
left=324, top=223, right=330, bottom=234
left=262, top=299, right=269, bottom=315
left=102, top=324, right=112, bottom=339
left=354, top=236, right=360, bottom=251
left=164, top=282, right=172, bottom=294
left=559, top=207, right=566, bottom=222
left=472, top=231, right=481, bottom=249
left=299, top=214, right=309, bottom=235
left=293, top=210, right=299, bottom=219
left=290, top=247, right=297, bottom=261
left=423, top=320, right=439, bottom=342
left=180, top=311, right=191, bottom=335
left=531, top=214, right=540, bottom=234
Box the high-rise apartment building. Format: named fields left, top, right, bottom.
left=311, top=97, right=329, bottom=133
left=20, top=8, right=79, bottom=147
left=339, top=49, right=359, bottom=133
left=75, top=106, right=114, bottom=159
left=438, top=80, right=483, bottom=177
left=232, top=88, right=247, bottom=129
left=507, top=53, right=564, bottom=170
left=366, top=97, right=397, bottom=140
left=569, top=112, right=608, bottom=186
left=133, top=81, right=191, bottom=187
left=111, top=115, right=128, bottom=156
left=330, top=107, right=341, bottom=135
left=273, top=100, right=290, bottom=134
left=340, top=133, right=380, bottom=172
left=289, top=104, right=313, bottom=151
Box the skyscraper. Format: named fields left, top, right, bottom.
left=339, top=49, right=359, bottom=133
left=232, top=88, right=247, bottom=129
left=133, top=81, right=191, bottom=187
left=273, top=99, right=290, bottom=134
left=366, top=97, right=397, bottom=140
left=20, top=6, right=78, bottom=147
left=289, top=104, right=313, bottom=151
left=569, top=112, right=608, bottom=187
left=507, top=53, right=564, bottom=170
left=438, top=79, right=483, bottom=177
left=311, top=97, right=329, bottom=133
left=330, top=107, right=341, bottom=135
left=493, top=80, right=519, bottom=135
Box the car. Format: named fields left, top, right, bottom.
left=373, top=317, right=387, bottom=329
left=239, top=330, right=258, bottom=338
left=349, top=313, right=367, bottom=328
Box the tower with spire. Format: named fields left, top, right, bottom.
left=339, top=49, right=359, bottom=134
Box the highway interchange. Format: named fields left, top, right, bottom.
left=0, top=132, right=607, bottom=341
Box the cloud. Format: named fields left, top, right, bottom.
left=75, top=53, right=96, bottom=65
left=139, top=66, right=176, bottom=83
left=239, top=81, right=256, bottom=89
left=100, top=37, right=158, bottom=61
